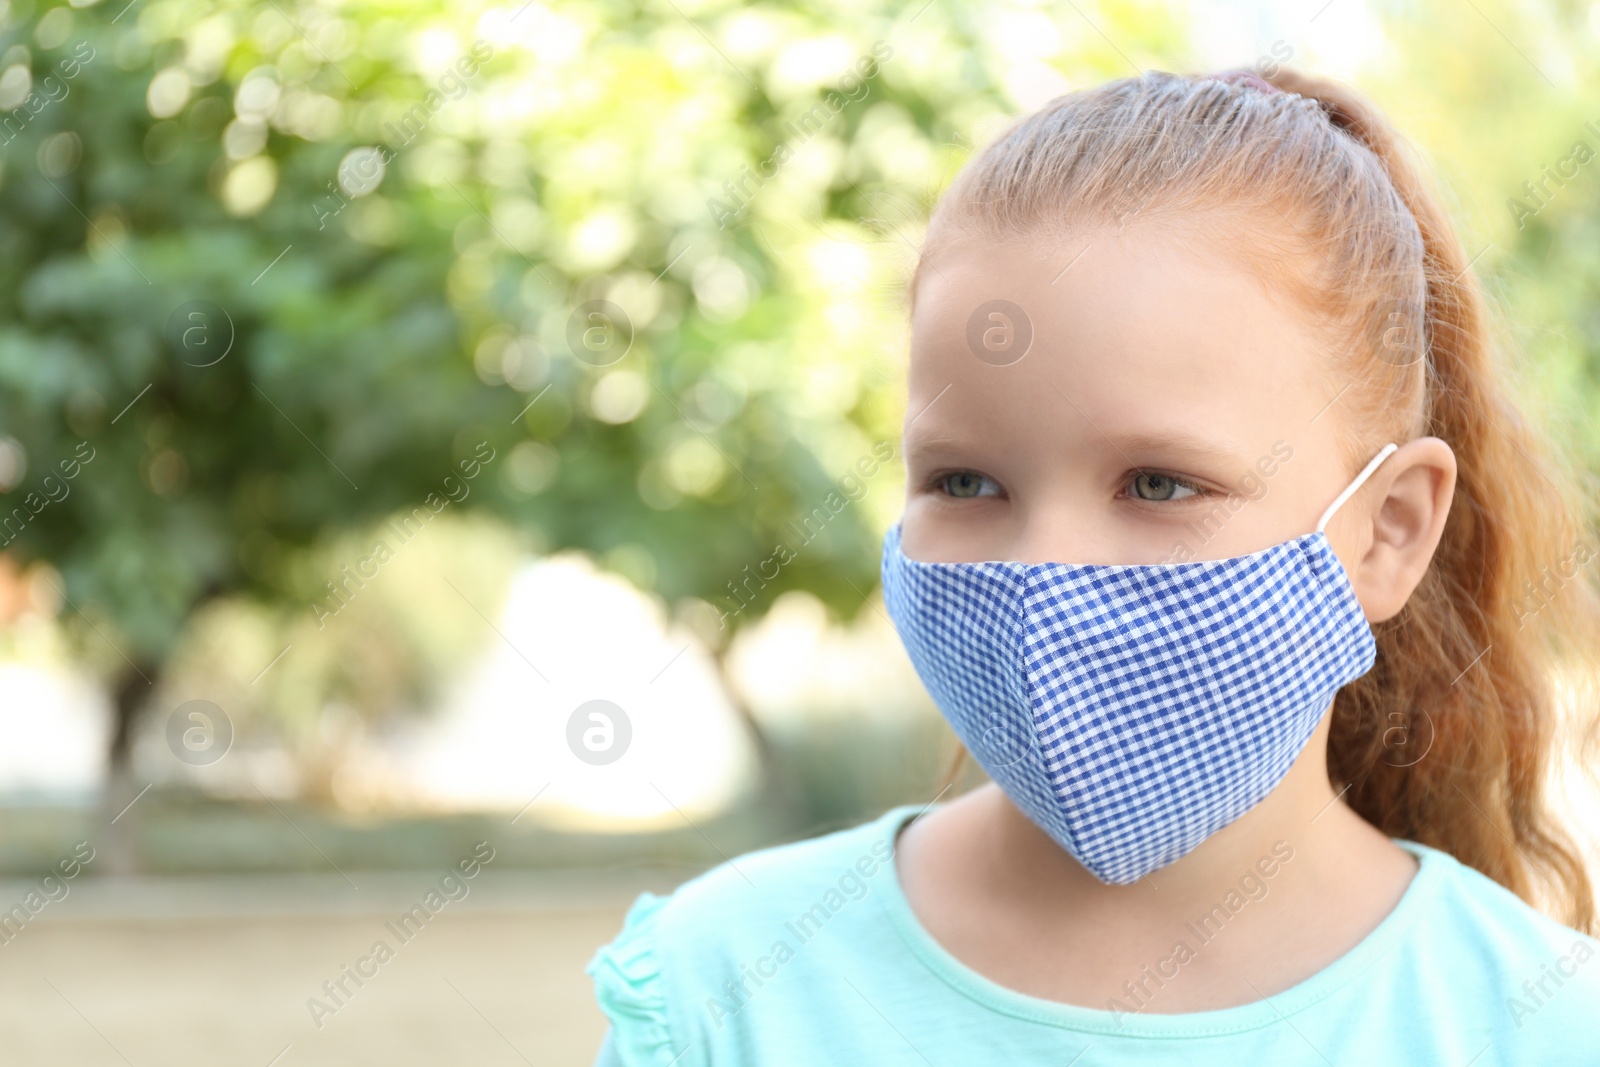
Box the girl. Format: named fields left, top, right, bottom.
left=586, top=67, right=1600, bottom=1064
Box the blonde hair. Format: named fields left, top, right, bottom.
left=917, top=68, right=1600, bottom=932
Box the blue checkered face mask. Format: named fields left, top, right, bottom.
left=881, top=442, right=1399, bottom=884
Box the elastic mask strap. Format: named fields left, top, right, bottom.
left=1314, top=442, right=1399, bottom=534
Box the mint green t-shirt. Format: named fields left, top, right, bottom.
left=586, top=802, right=1600, bottom=1065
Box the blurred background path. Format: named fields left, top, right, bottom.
left=0, top=866, right=680, bottom=1065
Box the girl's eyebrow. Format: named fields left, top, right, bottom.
left=901, top=426, right=983, bottom=462
left=1104, top=430, right=1247, bottom=466
left=905, top=426, right=1247, bottom=466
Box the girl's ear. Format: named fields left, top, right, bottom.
left=1347, top=436, right=1457, bottom=623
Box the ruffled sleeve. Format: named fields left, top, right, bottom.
left=586, top=891, right=685, bottom=1067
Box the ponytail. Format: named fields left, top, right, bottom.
left=1270, top=68, right=1600, bottom=932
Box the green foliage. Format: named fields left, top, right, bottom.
left=0, top=0, right=1597, bottom=736
left=0, top=0, right=994, bottom=701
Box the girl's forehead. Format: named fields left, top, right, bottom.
left=904, top=227, right=1345, bottom=460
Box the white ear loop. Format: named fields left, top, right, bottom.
left=1315, top=442, right=1399, bottom=534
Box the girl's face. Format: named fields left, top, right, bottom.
left=902, top=224, right=1369, bottom=572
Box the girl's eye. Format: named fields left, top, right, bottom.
left=1129, top=470, right=1202, bottom=502
left=937, top=471, right=1001, bottom=499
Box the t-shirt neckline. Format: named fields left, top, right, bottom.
left=871, top=801, right=1442, bottom=1039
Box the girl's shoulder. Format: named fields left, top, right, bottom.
left=1405, top=836, right=1599, bottom=958
left=1393, top=838, right=1600, bottom=1044
left=584, top=804, right=918, bottom=1066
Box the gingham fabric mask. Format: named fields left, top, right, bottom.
left=881, top=443, right=1398, bottom=884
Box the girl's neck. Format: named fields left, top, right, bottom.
left=895, top=724, right=1420, bottom=1012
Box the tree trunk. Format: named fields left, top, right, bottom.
left=98, top=664, right=156, bottom=877
left=709, top=643, right=807, bottom=835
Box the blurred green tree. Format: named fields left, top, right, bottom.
left=0, top=0, right=972, bottom=865
left=1, top=0, right=1597, bottom=870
